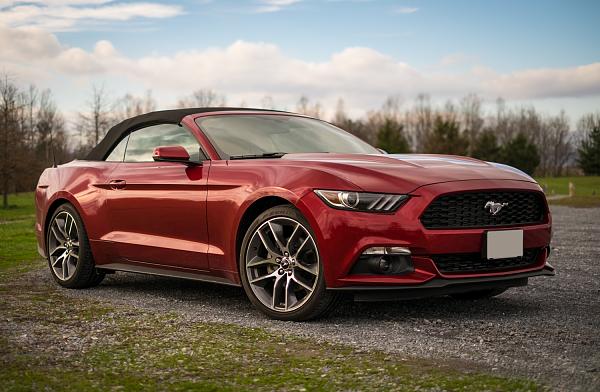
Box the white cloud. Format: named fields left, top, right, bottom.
left=395, top=7, right=418, bottom=14
left=440, top=53, right=471, bottom=67
left=0, top=1, right=184, bottom=31
left=482, top=63, right=600, bottom=99
left=255, top=0, right=301, bottom=13
left=1, top=25, right=599, bottom=117
left=0, top=1, right=113, bottom=5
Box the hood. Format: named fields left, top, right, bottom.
left=281, top=153, right=536, bottom=193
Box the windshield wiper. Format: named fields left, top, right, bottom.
left=229, top=152, right=287, bottom=160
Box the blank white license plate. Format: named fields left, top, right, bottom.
left=485, top=230, right=523, bottom=260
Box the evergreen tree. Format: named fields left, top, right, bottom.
left=577, top=125, right=600, bottom=175
left=498, top=132, right=540, bottom=175
left=423, top=116, right=469, bottom=155
left=471, top=130, right=501, bottom=162
left=376, top=118, right=410, bottom=153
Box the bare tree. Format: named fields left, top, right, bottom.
left=260, top=95, right=275, bottom=109
left=177, top=89, right=226, bottom=108
left=381, top=96, right=402, bottom=120
left=442, top=100, right=459, bottom=123
left=491, top=102, right=541, bottom=146
left=0, top=75, right=23, bottom=207
left=545, top=111, right=573, bottom=176
left=23, top=85, right=38, bottom=148
left=460, top=93, right=484, bottom=154
left=296, top=95, right=310, bottom=115
left=332, top=98, right=347, bottom=125
left=411, top=94, right=434, bottom=152
left=78, top=85, right=112, bottom=148
left=113, top=90, right=157, bottom=123
left=575, top=112, right=600, bottom=148
left=331, top=98, right=374, bottom=143
left=36, top=90, right=65, bottom=164
left=365, top=110, right=382, bottom=144
left=295, top=96, right=323, bottom=119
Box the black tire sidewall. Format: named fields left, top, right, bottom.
left=239, top=205, right=328, bottom=321
left=46, top=203, right=101, bottom=288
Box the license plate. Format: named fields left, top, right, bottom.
left=484, top=230, right=523, bottom=260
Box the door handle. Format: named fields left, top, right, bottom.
left=109, top=179, right=126, bottom=190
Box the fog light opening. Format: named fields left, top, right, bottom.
left=350, top=246, right=414, bottom=275
left=367, top=256, right=392, bottom=274
left=379, top=257, right=391, bottom=272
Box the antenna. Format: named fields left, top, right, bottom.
left=49, top=129, right=57, bottom=168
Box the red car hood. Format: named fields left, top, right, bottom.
left=282, top=153, right=537, bottom=193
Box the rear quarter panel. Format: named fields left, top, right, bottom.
left=35, top=161, right=117, bottom=259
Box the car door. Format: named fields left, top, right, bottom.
left=105, top=123, right=210, bottom=271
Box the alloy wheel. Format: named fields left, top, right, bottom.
left=245, top=217, right=319, bottom=312
left=48, top=211, right=80, bottom=281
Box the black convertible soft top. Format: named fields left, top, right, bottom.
left=85, top=107, right=285, bottom=161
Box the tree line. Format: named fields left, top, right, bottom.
left=328, top=95, right=599, bottom=178
left=1, top=76, right=599, bottom=208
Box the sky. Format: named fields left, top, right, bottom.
left=1, top=0, right=599, bottom=124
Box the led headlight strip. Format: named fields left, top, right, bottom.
left=314, top=190, right=409, bottom=212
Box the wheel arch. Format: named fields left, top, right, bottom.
left=235, top=195, right=294, bottom=272
left=42, top=193, right=86, bottom=254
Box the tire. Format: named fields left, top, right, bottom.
left=450, top=287, right=508, bottom=300
left=46, top=203, right=105, bottom=289
left=239, top=205, right=341, bottom=321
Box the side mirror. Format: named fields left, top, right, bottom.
left=152, top=146, right=199, bottom=165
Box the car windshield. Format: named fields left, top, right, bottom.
left=195, top=114, right=380, bottom=158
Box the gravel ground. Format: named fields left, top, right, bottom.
left=53, top=206, right=600, bottom=391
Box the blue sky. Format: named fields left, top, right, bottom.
left=1, top=0, right=599, bottom=122
left=62, top=0, right=600, bottom=71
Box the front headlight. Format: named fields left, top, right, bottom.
left=314, top=190, right=409, bottom=212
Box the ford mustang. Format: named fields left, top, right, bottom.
left=35, top=108, right=554, bottom=320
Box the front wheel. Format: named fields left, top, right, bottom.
left=239, top=206, right=340, bottom=321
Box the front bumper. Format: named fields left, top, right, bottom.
left=331, top=264, right=555, bottom=301
left=296, top=179, right=552, bottom=289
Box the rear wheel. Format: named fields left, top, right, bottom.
left=450, top=288, right=508, bottom=300
left=239, top=206, right=340, bottom=321
left=46, top=203, right=105, bottom=288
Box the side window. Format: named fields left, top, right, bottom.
left=124, top=124, right=203, bottom=163
left=105, top=136, right=129, bottom=162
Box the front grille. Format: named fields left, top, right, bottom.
left=420, top=191, right=545, bottom=229
left=433, top=248, right=540, bottom=274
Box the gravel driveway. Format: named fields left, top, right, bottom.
left=60, top=206, right=599, bottom=391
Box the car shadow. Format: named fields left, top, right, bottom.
left=95, top=271, right=547, bottom=323
left=330, top=293, right=544, bottom=322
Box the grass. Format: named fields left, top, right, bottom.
left=0, top=193, right=546, bottom=391
left=544, top=195, right=600, bottom=208
left=535, top=176, right=600, bottom=196
left=0, top=192, right=36, bottom=221
left=535, top=176, right=600, bottom=207
left=0, top=192, right=39, bottom=273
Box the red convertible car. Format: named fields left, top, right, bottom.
left=35, top=108, right=554, bottom=320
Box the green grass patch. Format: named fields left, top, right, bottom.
left=545, top=195, right=600, bottom=208
left=535, top=176, right=600, bottom=207
left=535, top=176, right=600, bottom=197
left=0, top=192, right=36, bottom=221
left=0, top=193, right=40, bottom=273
